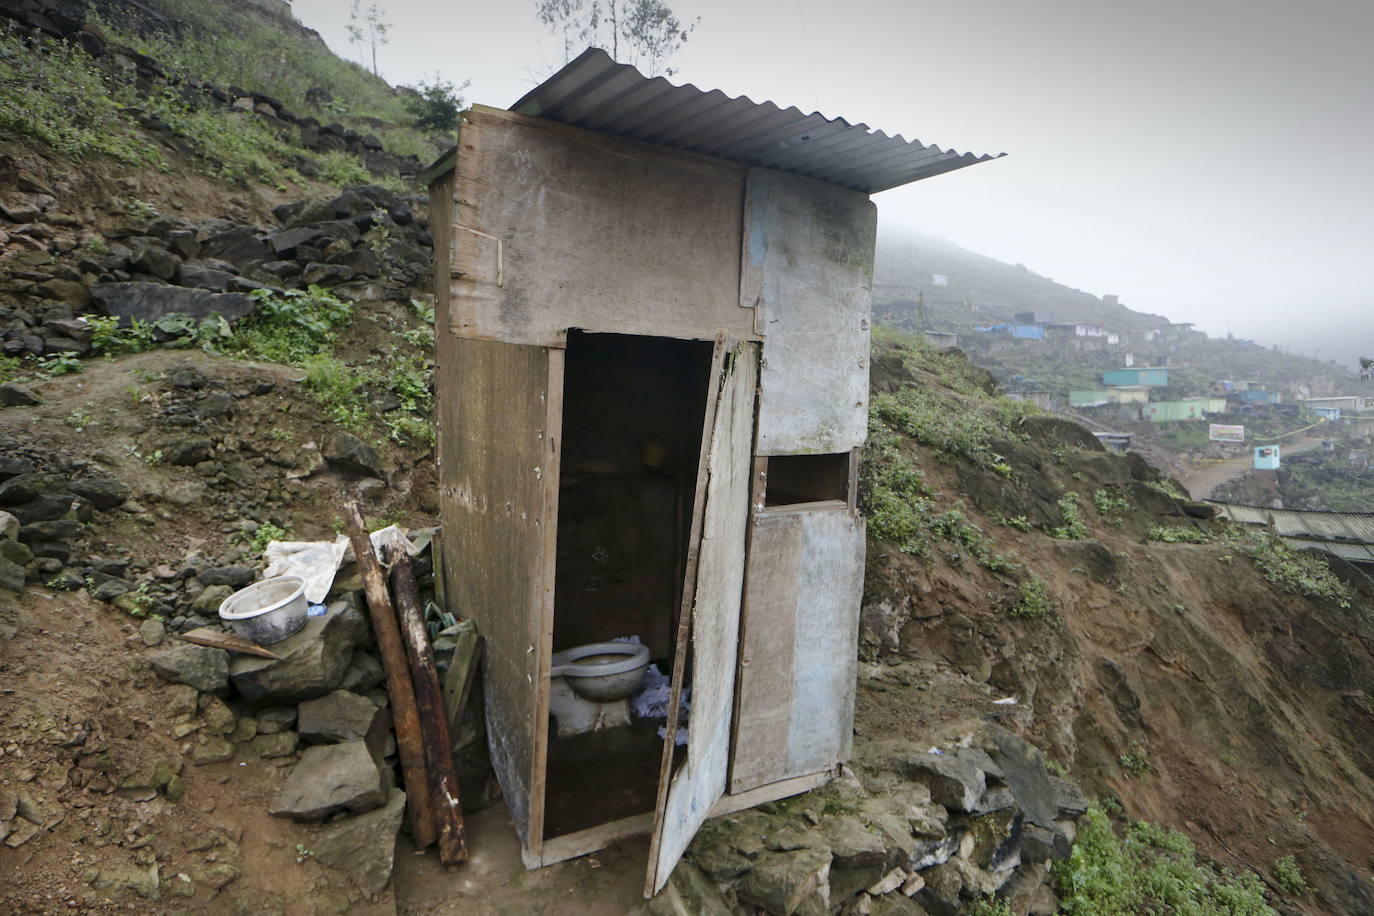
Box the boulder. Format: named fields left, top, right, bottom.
left=737, top=848, right=832, bottom=916
left=18, top=520, right=80, bottom=543
left=339, top=650, right=385, bottom=692
left=138, top=618, right=165, bottom=647
left=248, top=731, right=299, bottom=758
left=297, top=689, right=385, bottom=745
left=0, top=383, right=41, bottom=407
left=177, top=262, right=237, bottom=292
left=199, top=226, right=270, bottom=265
left=256, top=706, right=297, bottom=735
left=149, top=644, right=230, bottom=692
left=127, top=237, right=179, bottom=280
left=324, top=432, right=383, bottom=477
left=197, top=565, right=255, bottom=588
left=984, top=726, right=1058, bottom=830
left=0, top=539, right=32, bottom=567
left=160, top=436, right=214, bottom=466
left=0, top=555, right=24, bottom=592
left=189, top=583, right=234, bottom=616
left=230, top=603, right=367, bottom=702
left=269, top=741, right=386, bottom=820
left=0, top=459, right=34, bottom=481
left=0, top=472, right=66, bottom=506
left=312, top=789, right=407, bottom=897
left=69, top=477, right=130, bottom=510
left=89, top=282, right=254, bottom=325
left=649, top=860, right=735, bottom=916
left=8, top=494, right=74, bottom=524
left=191, top=737, right=234, bottom=766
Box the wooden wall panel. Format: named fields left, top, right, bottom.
left=435, top=334, right=561, bottom=851
left=448, top=106, right=755, bottom=347
left=741, top=168, right=876, bottom=455
left=730, top=508, right=865, bottom=793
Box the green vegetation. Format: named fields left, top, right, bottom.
left=249, top=522, right=287, bottom=554
left=1049, top=492, right=1088, bottom=540
left=1092, top=488, right=1132, bottom=521
left=1010, top=576, right=1055, bottom=619
left=0, top=28, right=159, bottom=164
left=967, top=897, right=1013, bottom=916
left=405, top=75, right=468, bottom=134
left=997, top=514, right=1032, bottom=532
left=1118, top=743, right=1152, bottom=777
left=230, top=287, right=354, bottom=365
left=1247, top=533, right=1351, bottom=608
left=872, top=387, right=1016, bottom=477
left=37, top=352, right=83, bottom=376
left=1149, top=525, right=1210, bottom=544
left=1271, top=855, right=1306, bottom=895
left=1055, top=804, right=1275, bottom=915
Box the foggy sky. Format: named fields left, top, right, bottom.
left=292, top=0, right=1374, bottom=365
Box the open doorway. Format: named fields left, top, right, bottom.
left=542, top=330, right=714, bottom=840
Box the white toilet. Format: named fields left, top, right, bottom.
left=548, top=642, right=652, bottom=737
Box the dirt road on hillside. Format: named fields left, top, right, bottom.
left=1180, top=436, right=1325, bottom=500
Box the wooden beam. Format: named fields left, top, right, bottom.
left=390, top=550, right=469, bottom=864
left=178, top=628, right=281, bottom=660
left=343, top=499, right=437, bottom=849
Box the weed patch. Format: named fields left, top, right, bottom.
left=1049, top=492, right=1088, bottom=540
left=1009, top=576, right=1055, bottom=619
left=1055, top=804, right=1275, bottom=915
left=1247, top=533, right=1350, bottom=607
left=1149, top=525, right=1210, bottom=544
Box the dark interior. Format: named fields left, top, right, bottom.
left=543, top=329, right=713, bottom=840
left=764, top=452, right=852, bottom=506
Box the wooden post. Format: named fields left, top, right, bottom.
left=389, top=549, right=469, bottom=864
left=343, top=499, right=437, bottom=849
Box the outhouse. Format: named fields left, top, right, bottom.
left=422, top=49, right=1000, bottom=895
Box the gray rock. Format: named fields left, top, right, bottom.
left=230, top=603, right=367, bottom=702
left=127, top=237, right=179, bottom=280
left=985, top=726, right=1058, bottom=830
left=160, top=436, right=214, bottom=466
left=90, top=577, right=133, bottom=601
left=915, top=863, right=964, bottom=916
left=890, top=747, right=990, bottom=814
left=270, top=225, right=324, bottom=257
left=165, top=230, right=200, bottom=260
left=298, top=689, right=385, bottom=745
left=256, top=706, right=297, bottom=735
left=248, top=731, right=299, bottom=758
left=191, top=737, right=234, bottom=765
left=171, top=367, right=207, bottom=390
left=269, top=741, right=386, bottom=821
left=198, top=565, right=255, bottom=588
left=189, top=583, right=234, bottom=616
left=339, top=650, right=385, bottom=693
left=0, top=473, right=66, bottom=506
left=822, top=816, right=888, bottom=870
left=149, top=644, right=230, bottom=692
left=69, top=477, right=129, bottom=510
left=199, top=226, right=270, bottom=265
left=1049, top=776, right=1088, bottom=819
left=312, top=789, right=407, bottom=897
left=649, top=861, right=735, bottom=916
left=9, top=493, right=75, bottom=524
left=0, top=538, right=32, bottom=567
left=177, top=262, right=236, bottom=292
left=0, top=510, right=17, bottom=539
left=737, top=848, right=832, bottom=916
left=138, top=618, right=165, bottom=647
left=324, top=432, right=383, bottom=477
left=0, top=383, right=41, bottom=407
left=0, top=459, right=33, bottom=482
left=0, top=555, right=24, bottom=592
left=89, top=282, right=254, bottom=325
left=18, top=519, right=80, bottom=543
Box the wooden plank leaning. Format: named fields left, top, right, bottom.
left=342, top=499, right=437, bottom=849
left=389, top=550, right=469, bottom=864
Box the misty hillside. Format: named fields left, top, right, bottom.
left=874, top=225, right=1365, bottom=398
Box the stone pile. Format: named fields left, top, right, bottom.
left=0, top=181, right=431, bottom=358
left=656, top=725, right=1087, bottom=916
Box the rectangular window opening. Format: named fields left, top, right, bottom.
left=764, top=452, right=852, bottom=507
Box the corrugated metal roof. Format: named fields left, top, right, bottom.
left=507, top=48, right=1003, bottom=194
left=1209, top=501, right=1374, bottom=563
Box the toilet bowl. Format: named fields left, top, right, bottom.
left=548, top=641, right=652, bottom=737
left=551, top=641, right=651, bottom=701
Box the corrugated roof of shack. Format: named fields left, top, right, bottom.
left=420, top=48, right=1003, bottom=193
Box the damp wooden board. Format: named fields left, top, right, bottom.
left=434, top=333, right=562, bottom=853
left=646, top=339, right=759, bottom=895
left=447, top=106, right=756, bottom=348
left=730, top=506, right=865, bottom=793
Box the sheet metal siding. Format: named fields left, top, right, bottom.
left=1209, top=503, right=1374, bottom=561
left=510, top=49, right=1002, bottom=194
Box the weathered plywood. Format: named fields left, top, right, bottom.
left=646, top=340, right=759, bottom=896
left=448, top=106, right=755, bottom=347
left=730, top=507, right=865, bottom=793
left=742, top=167, right=876, bottom=455
left=434, top=335, right=561, bottom=852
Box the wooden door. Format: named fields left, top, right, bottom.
left=644, top=337, right=759, bottom=896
